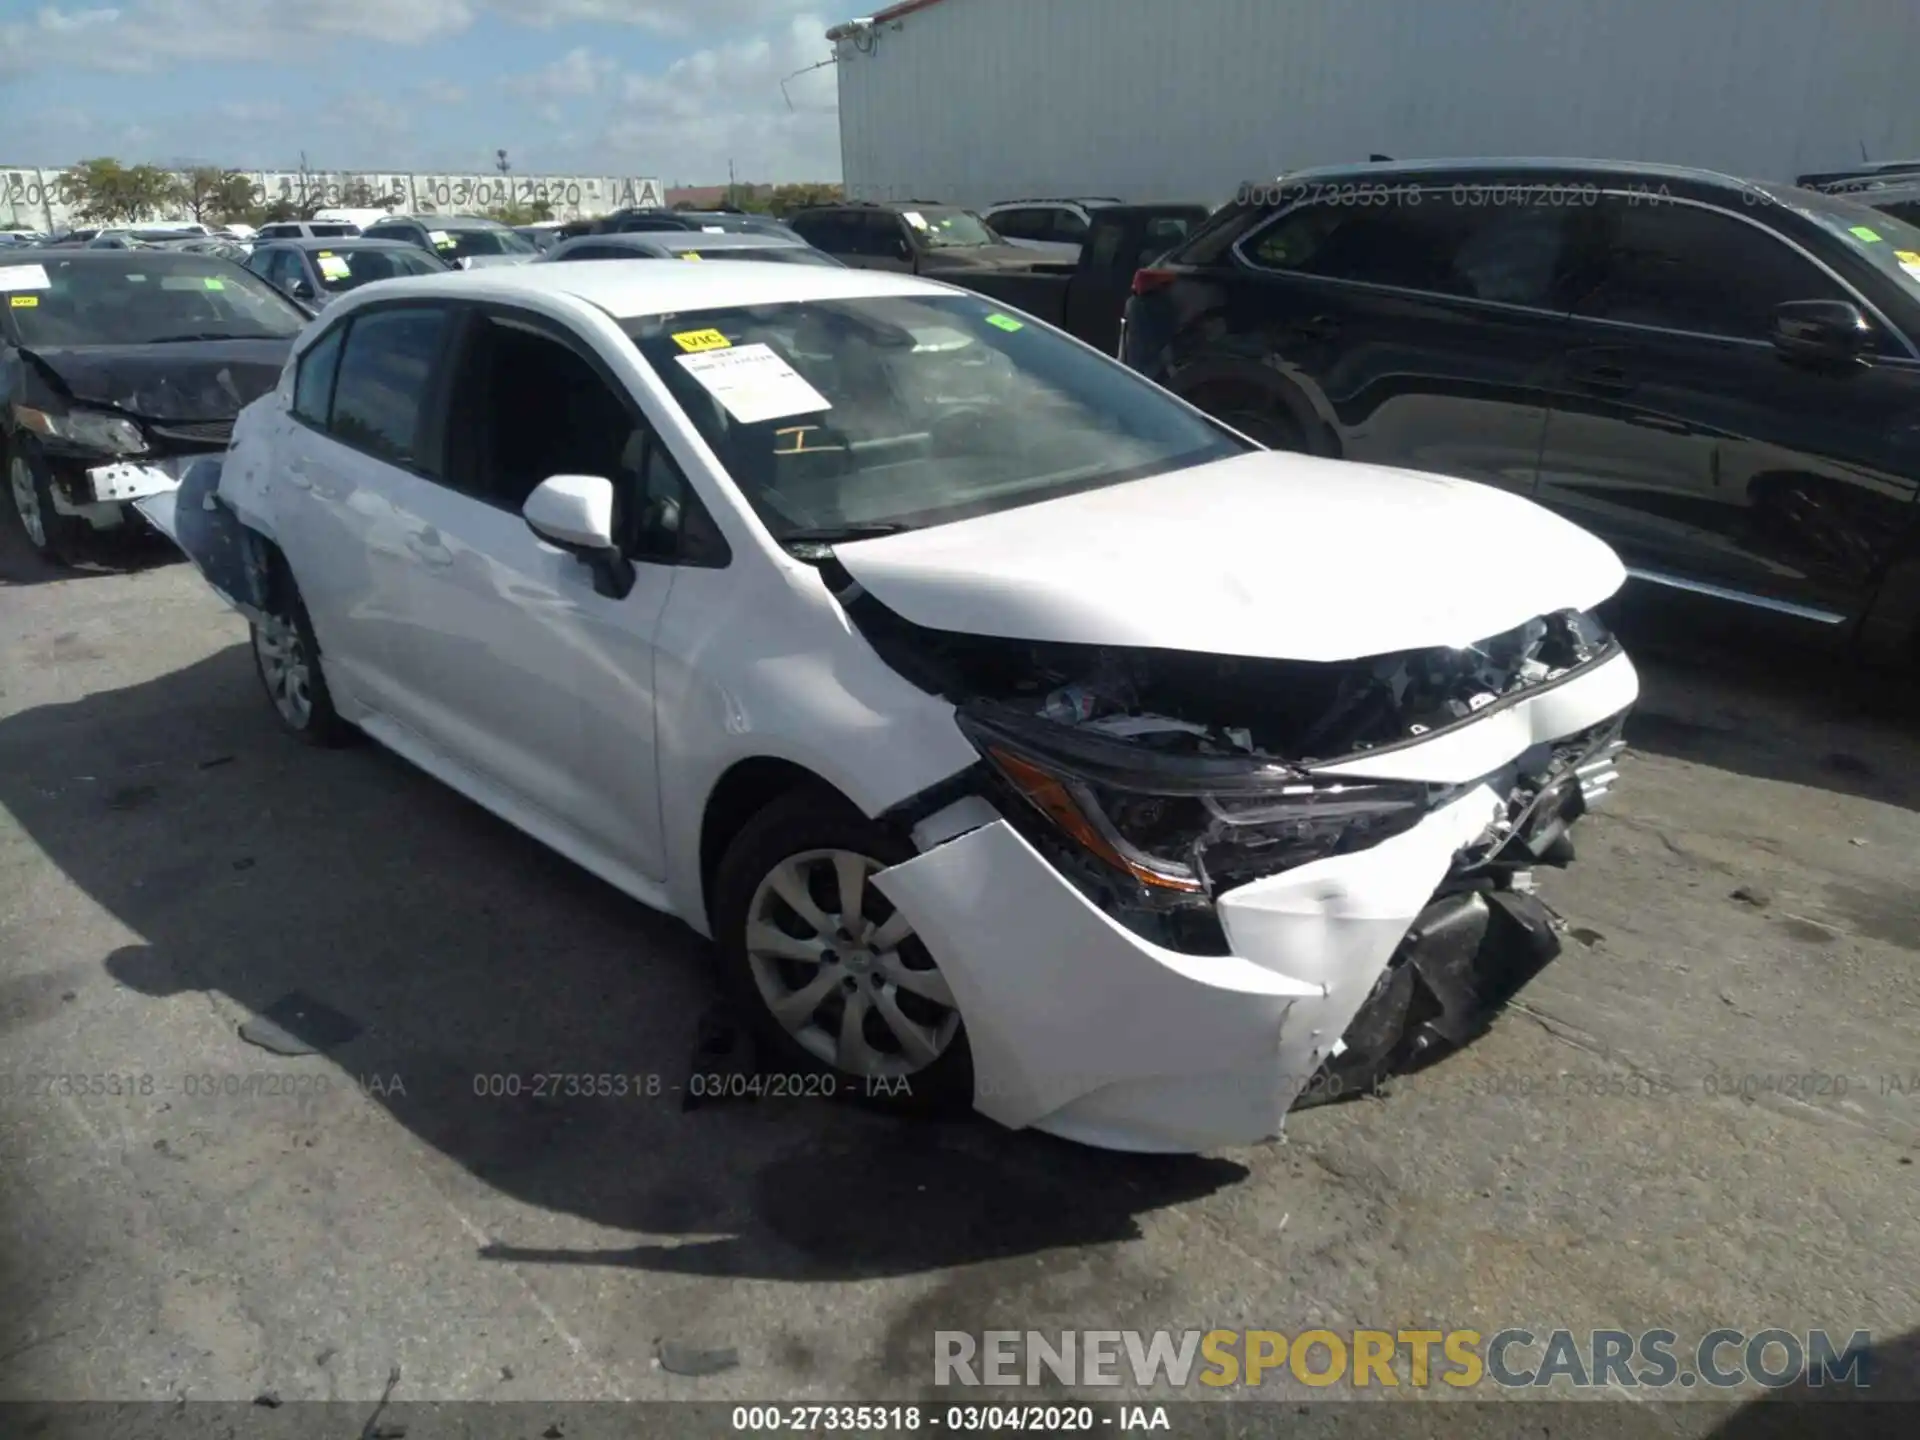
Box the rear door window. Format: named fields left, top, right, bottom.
left=326, top=306, right=451, bottom=470
left=1244, top=193, right=1579, bottom=309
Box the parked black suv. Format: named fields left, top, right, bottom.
left=1123, top=159, right=1920, bottom=660
left=786, top=201, right=1037, bottom=273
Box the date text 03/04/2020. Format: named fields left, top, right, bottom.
left=467, top=1072, right=909, bottom=1101
left=730, top=1405, right=1169, bottom=1432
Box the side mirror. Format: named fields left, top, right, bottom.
left=892, top=236, right=914, bottom=260
left=288, top=277, right=315, bottom=300
left=523, top=474, right=635, bottom=599
left=1772, top=300, right=1872, bottom=365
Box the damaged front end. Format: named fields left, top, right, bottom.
left=843, top=574, right=1636, bottom=1144
left=8, top=339, right=280, bottom=534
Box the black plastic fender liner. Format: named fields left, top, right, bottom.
left=1398, top=889, right=1564, bottom=1052
left=169, top=458, right=274, bottom=623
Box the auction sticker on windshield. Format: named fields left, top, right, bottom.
left=1850, top=225, right=1883, bottom=242
left=676, top=343, right=832, bottom=424
left=10, top=295, right=37, bottom=307
left=985, top=313, right=1025, bottom=332
left=902, top=211, right=928, bottom=230
left=318, top=254, right=351, bottom=280
left=673, top=328, right=731, bottom=352
left=0, top=263, right=50, bottom=291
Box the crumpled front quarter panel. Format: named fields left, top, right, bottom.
left=871, top=820, right=1319, bottom=1134
left=1215, top=784, right=1508, bottom=1095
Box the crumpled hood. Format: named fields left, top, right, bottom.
left=829, top=450, right=1628, bottom=664
left=23, top=339, right=293, bottom=423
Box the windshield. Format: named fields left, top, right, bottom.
left=314, top=246, right=447, bottom=291
left=431, top=227, right=536, bottom=261
left=1785, top=187, right=1920, bottom=300
left=1, top=254, right=308, bottom=346
left=667, top=246, right=842, bottom=267
left=626, top=293, right=1247, bottom=541
left=904, top=208, right=1002, bottom=248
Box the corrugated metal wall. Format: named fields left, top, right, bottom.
left=834, top=0, right=1920, bottom=206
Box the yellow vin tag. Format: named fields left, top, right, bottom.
left=673, top=328, right=731, bottom=352
left=10, top=295, right=38, bottom=307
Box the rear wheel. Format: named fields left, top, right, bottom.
left=1186, top=382, right=1309, bottom=452
left=250, top=561, right=356, bottom=747
left=8, top=439, right=87, bottom=564
left=712, top=788, right=973, bottom=1111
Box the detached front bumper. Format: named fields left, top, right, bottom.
left=48, top=454, right=200, bottom=529
left=871, top=652, right=1639, bottom=1154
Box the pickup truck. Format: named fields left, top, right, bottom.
left=938, top=203, right=1210, bottom=355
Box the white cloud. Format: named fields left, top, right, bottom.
left=507, top=45, right=617, bottom=100
left=1, top=0, right=842, bottom=182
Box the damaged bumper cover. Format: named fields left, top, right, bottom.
left=869, top=647, right=1639, bottom=1153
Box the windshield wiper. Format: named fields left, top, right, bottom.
left=779, top=521, right=914, bottom=546
left=143, top=332, right=271, bottom=344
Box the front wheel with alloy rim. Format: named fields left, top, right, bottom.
left=8, top=440, right=87, bottom=564
left=250, top=566, right=356, bottom=747
left=712, top=788, right=972, bottom=1110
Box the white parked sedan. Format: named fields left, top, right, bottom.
left=152, top=259, right=1637, bottom=1153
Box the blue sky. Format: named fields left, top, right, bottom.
left=0, top=1, right=844, bottom=183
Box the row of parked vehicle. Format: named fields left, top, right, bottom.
left=6, top=151, right=1918, bottom=1154
left=10, top=153, right=1920, bottom=660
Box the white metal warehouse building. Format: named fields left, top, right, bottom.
left=828, top=0, right=1920, bottom=207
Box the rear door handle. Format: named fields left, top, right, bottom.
left=1294, top=315, right=1340, bottom=341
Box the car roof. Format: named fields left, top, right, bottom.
left=324, top=258, right=958, bottom=321
left=274, top=236, right=423, bottom=251
left=590, top=231, right=806, bottom=251
left=374, top=214, right=501, bottom=230
left=1262, top=156, right=1764, bottom=190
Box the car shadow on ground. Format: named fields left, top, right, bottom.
left=1704, top=1325, right=1917, bottom=1436
left=1601, top=590, right=1920, bottom=812
left=0, top=514, right=182, bottom=587
left=0, top=644, right=1245, bottom=1286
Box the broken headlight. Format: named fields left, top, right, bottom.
left=13, top=403, right=148, bottom=457
left=959, top=706, right=1439, bottom=895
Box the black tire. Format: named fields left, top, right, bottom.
left=6, top=436, right=89, bottom=565
left=711, top=786, right=974, bottom=1112
left=250, top=557, right=357, bottom=748
left=1290, top=961, right=1417, bottom=1111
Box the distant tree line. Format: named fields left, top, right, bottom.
left=49, top=159, right=841, bottom=230
left=53, top=157, right=412, bottom=228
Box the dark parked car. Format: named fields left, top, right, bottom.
left=246, top=236, right=451, bottom=306
left=538, top=231, right=844, bottom=267
left=786, top=201, right=1037, bottom=273
left=1, top=250, right=304, bottom=562
left=589, top=207, right=803, bottom=241
left=359, top=214, right=537, bottom=268
left=942, top=203, right=1209, bottom=353
left=1122, top=159, right=1920, bottom=661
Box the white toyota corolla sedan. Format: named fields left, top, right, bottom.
left=150, top=260, right=1637, bottom=1153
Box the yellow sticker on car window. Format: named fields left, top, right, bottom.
left=1898, top=250, right=1920, bottom=265
left=681, top=251, right=702, bottom=261
left=985, top=312, right=1024, bottom=332
left=673, top=328, right=731, bottom=352
left=10, top=294, right=38, bottom=307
